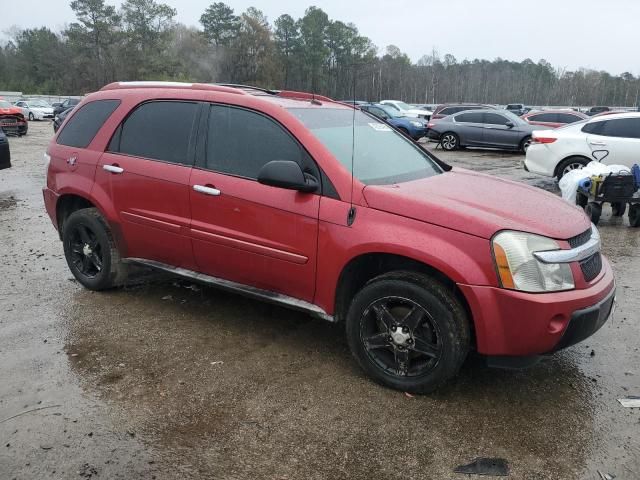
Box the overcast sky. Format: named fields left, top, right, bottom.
left=2, top=0, right=639, bottom=75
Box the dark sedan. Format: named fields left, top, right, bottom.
left=53, top=98, right=80, bottom=117
left=0, top=129, right=11, bottom=170
left=427, top=109, right=545, bottom=152
left=360, top=103, right=428, bottom=140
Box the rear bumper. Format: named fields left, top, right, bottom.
left=0, top=122, right=28, bottom=136
left=458, top=256, right=615, bottom=356
left=524, top=144, right=557, bottom=177
left=43, top=187, right=60, bottom=232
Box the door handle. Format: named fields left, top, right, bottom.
left=103, top=164, right=124, bottom=174
left=589, top=141, right=607, bottom=146
left=193, top=184, right=221, bottom=196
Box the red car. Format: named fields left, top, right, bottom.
left=43, top=82, right=615, bottom=393
left=522, top=110, right=588, bottom=129
left=0, top=99, right=28, bottom=136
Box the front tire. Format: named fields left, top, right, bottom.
left=62, top=208, right=128, bottom=290
left=440, top=132, right=459, bottom=151
left=28, top=112, right=34, bottom=121
left=346, top=272, right=470, bottom=394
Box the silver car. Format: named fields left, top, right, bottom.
left=428, top=109, right=545, bottom=152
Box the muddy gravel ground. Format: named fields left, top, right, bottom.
left=1, top=123, right=639, bottom=479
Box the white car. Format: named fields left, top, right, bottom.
left=380, top=100, right=432, bottom=119
left=525, top=112, right=640, bottom=180
left=14, top=99, right=54, bottom=121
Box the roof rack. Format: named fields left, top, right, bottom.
left=214, top=83, right=280, bottom=95
left=100, top=81, right=245, bottom=95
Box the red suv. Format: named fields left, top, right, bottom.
left=43, top=82, right=615, bottom=393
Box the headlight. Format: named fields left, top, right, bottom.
left=492, top=231, right=574, bottom=292
left=410, top=121, right=423, bottom=127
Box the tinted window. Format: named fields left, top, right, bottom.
left=530, top=113, right=557, bottom=123
left=368, top=107, right=388, bottom=119
left=582, top=121, right=605, bottom=134
left=600, top=118, right=640, bottom=139
left=57, top=99, right=120, bottom=148
left=205, top=105, right=304, bottom=179
left=455, top=112, right=484, bottom=123
left=483, top=113, right=509, bottom=125
left=112, top=101, right=198, bottom=165
left=556, top=113, right=582, bottom=124
left=440, top=107, right=458, bottom=115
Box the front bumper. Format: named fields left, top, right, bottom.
left=458, top=256, right=615, bottom=356
left=0, top=119, right=28, bottom=136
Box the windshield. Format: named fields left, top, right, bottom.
left=502, top=110, right=528, bottom=125
left=377, top=105, right=402, bottom=118
left=288, top=107, right=442, bottom=185
left=394, top=101, right=413, bottom=111
left=29, top=100, right=50, bottom=107
left=0, top=100, right=11, bottom=108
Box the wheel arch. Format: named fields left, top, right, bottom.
left=333, top=252, right=475, bottom=346
left=54, top=190, right=126, bottom=256
left=553, top=154, right=591, bottom=178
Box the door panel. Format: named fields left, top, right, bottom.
left=96, top=152, right=195, bottom=269
left=189, top=169, right=319, bottom=302
left=481, top=113, right=523, bottom=147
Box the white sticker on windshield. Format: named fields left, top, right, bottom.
left=369, top=122, right=392, bottom=132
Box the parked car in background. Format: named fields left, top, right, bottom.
left=522, top=110, right=588, bottom=129
left=14, top=99, right=54, bottom=121
left=431, top=103, right=496, bottom=120
left=505, top=103, right=528, bottom=116
left=586, top=106, right=610, bottom=116
left=592, top=110, right=628, bottom=118
left=339, top=100, right=368, bottom=106
left=53, top=98, right=81, bottom=116
left=360, top=103, right=428, bottom=140
left=525, top=112, right=640, bottom=179
left=0, top=128, right=11, bottom=170
left=51, top=102, right=62, bottom=109
left=380, top=100, right=432, bottom=119
left=0, top=99, right=28, bottom=136
left=427, top=109, right=544, bottom=152
left=53, top=107, right=73, bottom=133
left=43, top=81, right=614, bottom=393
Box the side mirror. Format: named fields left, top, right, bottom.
left=258, top=160, right=318, bottom=193
left=505, top=121, right=515, bottom=128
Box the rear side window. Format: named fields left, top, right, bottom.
left=530, top=113, right=557, bottom=123
left=582, top=121, right=605, bottom=134
left=57, top=99, right=120, bottom=148
left=455, top=112, right=484, bottom=123
left=556, top=113, right=582, bottom=124
left=110, top=101, right=198, bottom=165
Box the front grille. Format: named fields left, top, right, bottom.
left=0, top=118, right=17, bottom=124
left=569, top=228, right=592, bottom=248
left=580, top=253, right=602, bottom=282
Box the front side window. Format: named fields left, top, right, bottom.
left=205, top=104, right=305, bottom=179
left=57, top=99, right=120, bottom=148
left=483, top=113, right=510, bottom=125
left=530, top=113, right=557, bottom=123
left=289, top=107, right=441, bottom=185
left=110, top=101, right=198, bottom=165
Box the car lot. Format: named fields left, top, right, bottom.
left=1, top=123, right=639, bottom=479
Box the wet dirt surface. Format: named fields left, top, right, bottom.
left=1, top=124, right=639, bottom=479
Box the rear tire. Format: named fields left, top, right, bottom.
left=585, top=202, right=602, bottom=225
left=629, top=204, right=640, bottom=227
left=520, top=136, right=532, bottom=153
left=62, top=208, right=128, bottom=290
left=611, top=202, right=626, bottom=217
left=556, top=156, right=589, bottom=180
left=345, top=271, right=470, bottom=394
left=440, top=132, right=459, bottom=151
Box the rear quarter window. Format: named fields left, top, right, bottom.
left=57, top=99, right=120, bottom=148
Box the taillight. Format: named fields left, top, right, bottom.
left=532, top=136, right=557, bottom=144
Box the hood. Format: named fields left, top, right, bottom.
left=362, top=168, right=590, bottom=240
left=0, top=107, right=23, bottom=116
